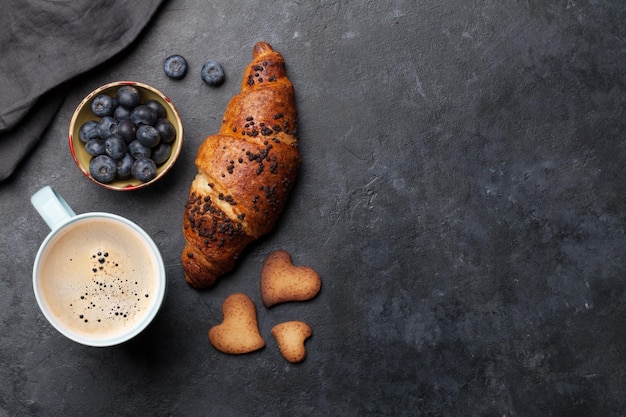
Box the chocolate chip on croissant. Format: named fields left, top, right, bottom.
left=182, top=42, right=301, bottom=289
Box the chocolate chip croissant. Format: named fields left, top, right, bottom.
left=182, top=42, right=301, bottom=289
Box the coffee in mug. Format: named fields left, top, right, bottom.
left=31, top=186, right=166, bottom=346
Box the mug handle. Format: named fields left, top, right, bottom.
left=31, top=186, right=76, bottom=230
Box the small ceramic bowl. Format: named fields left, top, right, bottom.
left=69, top=81, right=184, bottom=191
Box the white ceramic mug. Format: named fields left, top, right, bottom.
left=31, top=186, right=166, bottom=347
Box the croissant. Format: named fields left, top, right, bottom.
left=182, top=42, right=301, bottom=289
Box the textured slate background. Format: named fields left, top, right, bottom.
left=1, top=0, right=625, bottom=416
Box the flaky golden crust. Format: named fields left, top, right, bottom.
left=182, top=42, right=301, bottom=289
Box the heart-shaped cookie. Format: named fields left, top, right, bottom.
left=208, top=292, right=265, bottom=354
left=260, top=250, right=321, bottom=308
left=271, top=321, right=312, bottom=363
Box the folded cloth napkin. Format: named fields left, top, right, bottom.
left=0, top=0, right=164, bottom=181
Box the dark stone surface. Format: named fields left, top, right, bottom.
left=1, top=1, right=625, bottom=416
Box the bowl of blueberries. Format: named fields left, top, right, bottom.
left=69, top=81, right=184, bottom=191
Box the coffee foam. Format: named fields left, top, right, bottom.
left=37, top=217, right=159, bottom=340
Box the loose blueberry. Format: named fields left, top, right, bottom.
left=132, top=157, right=157, bottom=182
left=128, top=140, right=152, bottom=159
left=117, top=119, right=137, bottom=143
left=116, top=153, right=134, bottom=179
left=151, top=143, right=172, bottom=165
left=89, top=155, right=117, bottom=183
left=155, top=118, right=176, bottom=143
left=91, top=94, right=116, bottom=117
left=163, top=55, right=188, bottom=80
left=144, top=99, right=167, bottom=119
left=130, top=105, right=157, bottom=126
left=85, top=138, right=106, bottom=156
left=105, top=135, right=128, bottom=160
left=78, top=120, right=99, bottom=143
left=97, top=116, right=118, bottom=139
left=201, top=60, right=225, bottom=86
left=136, top=125, right=160, bottom=148
left=116, top=85, right=141, bottom=109
left=113, top=105, right=131, bottom=120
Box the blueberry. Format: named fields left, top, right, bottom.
left=113, top=105, right=131, bottom=120
left=85, top=138, right=106, bottom=156
left=163, top=55, right=188, bottom=80
left=116, top=153, right=134, bottom=179
left=130, top=105, right=157, bottom=126
left=132, top=157, right=157, bottom=182
left=89, top=155, right=117, bottom=183
left=97, top=116, right=118, bottom=139
left=105, top=135, right=128, bottom=160
left=151, top=143, right=172, bottom=165
left=201, top=60, right=225, bottom=86
left=91, top=94, right=116, bottom=117
left=128, top=140, right=152, bottom=159
left=117, top=119, right=137, bottom=143
left=78, top=120, right=99, bottom=143
left=144, top=99, right=166, bottom=119
left=155, top=118, right=176, bottom=143
left=116, top=85, right=141, bottom=109
left=136, top=125, right=160, bottom=148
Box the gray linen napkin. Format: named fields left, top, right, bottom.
left=0, top=0, right=164, bottom=181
